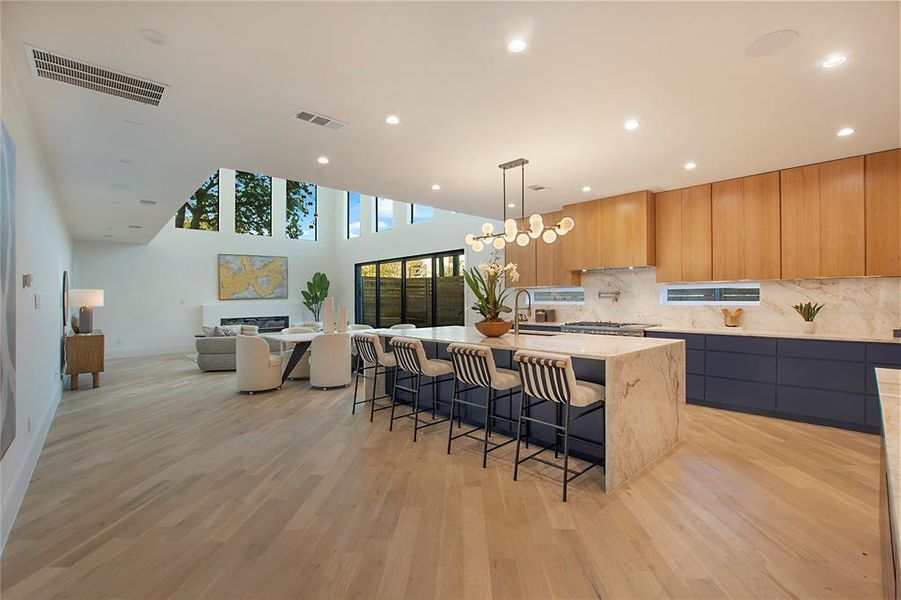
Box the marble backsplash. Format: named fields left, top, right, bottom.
left=538, top=269, right=901, bottom=339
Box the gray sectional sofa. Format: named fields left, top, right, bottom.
left=195, top=335, right=280, bottom=372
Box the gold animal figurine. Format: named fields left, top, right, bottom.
left=722, top=308, right=744, bottom=327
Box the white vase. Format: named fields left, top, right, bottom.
left=802, top=321, right=817, bottom=334
left=337, top=306, right=347, bottom=332
left=323, top=297, right=335, bottom=333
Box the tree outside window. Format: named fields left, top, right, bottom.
left=286, top=180, right=316, bottom=240
left=235, top=171, right=272, bottom=236
left=175, top=170, right=219, bottom=230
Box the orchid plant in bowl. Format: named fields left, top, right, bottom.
left=463, top=251, right=519, bottom=337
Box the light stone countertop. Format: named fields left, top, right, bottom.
left=368, top=325, right=681, bottom=360
left=877, top=368, right=901, bottom=566
left=647, top=326, right=901, bottom=344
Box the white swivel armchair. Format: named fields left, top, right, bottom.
left=236, top=335, right=282, bottom=394
left=280, top=326, right=315, bottom=379
left=309, top=332, right=352, bottom=389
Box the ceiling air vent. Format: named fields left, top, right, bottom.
left=527, top=184, right=549, bottom=192
left=27, top=46, right=166, bottom=107
left=294, top=109, right=346, bottom=130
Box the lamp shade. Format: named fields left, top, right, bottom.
left=69, top=288, right=104, bottom=307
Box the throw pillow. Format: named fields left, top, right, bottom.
left=213, top=326, right=238, bottom=337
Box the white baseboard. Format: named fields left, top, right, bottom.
left=106, top=344, right=194, bottom=359
left=0, top=380, right=63, bottom=554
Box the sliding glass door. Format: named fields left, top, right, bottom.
left=355, top=250, right=465, bottom=328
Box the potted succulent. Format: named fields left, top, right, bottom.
left=793, top=301, right=825, bottom=334
left=463, top=252, right=519, bottom=337
left=301, top=272, right=330, bottom=327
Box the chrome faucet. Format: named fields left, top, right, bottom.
left=513, top=289, right=533, bottom=336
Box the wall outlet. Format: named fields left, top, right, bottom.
left=34, top=293, right=41, bottom=309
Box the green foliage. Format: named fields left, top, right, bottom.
left=286, top=180, right=316, bottom=239
left=301, top=272, right=330, bottom=320
left=235, top=171, right=272, bottom=236
left=175, top=171, right=219, bottom=230
left=792, top=301, right=825, bottom=322
left=463, top=254, right=513, bottom=322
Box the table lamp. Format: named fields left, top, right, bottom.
left=69, top=289, right=104, bottom=334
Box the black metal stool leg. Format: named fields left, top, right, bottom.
left=482, top=387, right=493, bottom=468
left=412, top=374, right=422, bottom=442
left=554, top=402, right=562, bottom=458
left=351, top=353, right=362, bottom=415
left=513, top=391, right=527, bottom=482
left=369, top=365, right=380, bottom=422
left=388, top=367, right=400, bottom=432
left=447, top=378, right=458, bottom=454
left=562, top=401, right=572, bottom=502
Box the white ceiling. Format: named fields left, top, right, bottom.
left=2, top=1, right=899, bottom=243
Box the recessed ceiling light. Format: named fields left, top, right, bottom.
left=431, top=184, right=441, bottom=190
left=821, top=53, right=847, bottom=69
left=507, top=203, right=516, bottom=208
left=623, top=119, right=640, bottom=131
left=317, top=156, right=329, bottom=164
left=385, top=114, right=400, bottom=125
left=837, top=127, right=855, bottom=137
left=581, top=186, right=592, bottom=192
left=684, top=161, right=697, bottom=170
left=507, top=39, right=528, bottom=53
left=139, top=28, right=167, bottom=45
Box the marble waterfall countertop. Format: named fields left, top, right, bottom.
left=648, top=326, right=901, bottom=344
left=368, top=325, right=682, bottom=360
left=877, top=368, right=901, bottom=567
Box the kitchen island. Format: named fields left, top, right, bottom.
left=368, top=326, right=685, bottom=492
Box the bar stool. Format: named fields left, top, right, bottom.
left=446, top=343, right=521, bottom=468
left=351, top=333, right=396, bottom=421
left=512, top=350, right=606, bottom=502
left=389, top=336, right=454, bottom=441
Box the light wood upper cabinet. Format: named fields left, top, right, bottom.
left=781, top=157, right=865, bottom=279
left=712, top=173, right=780, bottom=280
left=866, top=149, right=901, bottom=276
left=654, top=184, right=711, bottom=283
left=561, top=191, right=655, bottom=272
left=536, top=211, right=581, bottom=287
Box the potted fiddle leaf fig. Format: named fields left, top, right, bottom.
left=793, top=301, right=824, bottom=334
left=301, top=272, right=330, bottom=325
left=463, top=251, right=519, bottom=337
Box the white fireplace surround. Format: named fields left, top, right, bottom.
left=201, top=301, right=305, bottom=329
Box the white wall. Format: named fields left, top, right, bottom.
left=330, top=194, right=501, bottom=326
left=1, top=43, right=73, bottom=549
left=73, top=170, right=340, bottom=357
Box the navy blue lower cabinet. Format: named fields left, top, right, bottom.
left=777, top=357, right=866, bottom=395
left=706, top=351, right=776, bottom=383
left=776, top=386, right=867, bottom=428
left=687, top=373, right=705, bottom=402
left=704, top=376, right=776, bottom=412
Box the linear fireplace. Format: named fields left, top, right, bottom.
left=221, top=315, right=289, bottom=333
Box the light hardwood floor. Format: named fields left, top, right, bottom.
left=1, top=355, right=884, bottom=599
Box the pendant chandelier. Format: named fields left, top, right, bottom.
left=464, top=158, right=574, bottom=252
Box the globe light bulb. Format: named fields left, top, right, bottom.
left=529, top=228, right=542, bottom=239
left=504, top=218, right=517, bottom=232
left=542, top=229, right=557, bottom=244
left=472, top=240, right=484, bottom=252
left=560, top=216, right=574, bottom=232
left=555, top=224, right=568, bottom=236
left=493, top=237, right=506, bottom=250
left=481, top=223, right=494, bottom=235
left=504, top=231, right=517, bottom=243
left=529, top=213, right=542, bottom=225
left=464, top=234, right=475, bottom=245
left=516, top=233, right=529, bottom=247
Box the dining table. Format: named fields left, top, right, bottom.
left=259, top=331, right=319, bottom=384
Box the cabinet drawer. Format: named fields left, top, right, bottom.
left=647, top=331, right=706, bottom=350
left=778, top=339, right=865, bottom=362
left=687, top=373, right=704, bottom=401
left=867, top=343, right=901, bottom=366
left=706, top=351, right=776, bottom=383
left=705, top=377, right=776, bottom=411
left=706, top=335, right=776, bottom=355
left=687, top=349, right=705, bottom=375
left=777, top=357, right=866, bottom=394
left=866, top=395, right=883, bottom=428
left=777, top=386, right=866, bottom=426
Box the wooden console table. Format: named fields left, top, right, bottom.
left=66, top=332, right=105, bottom=390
